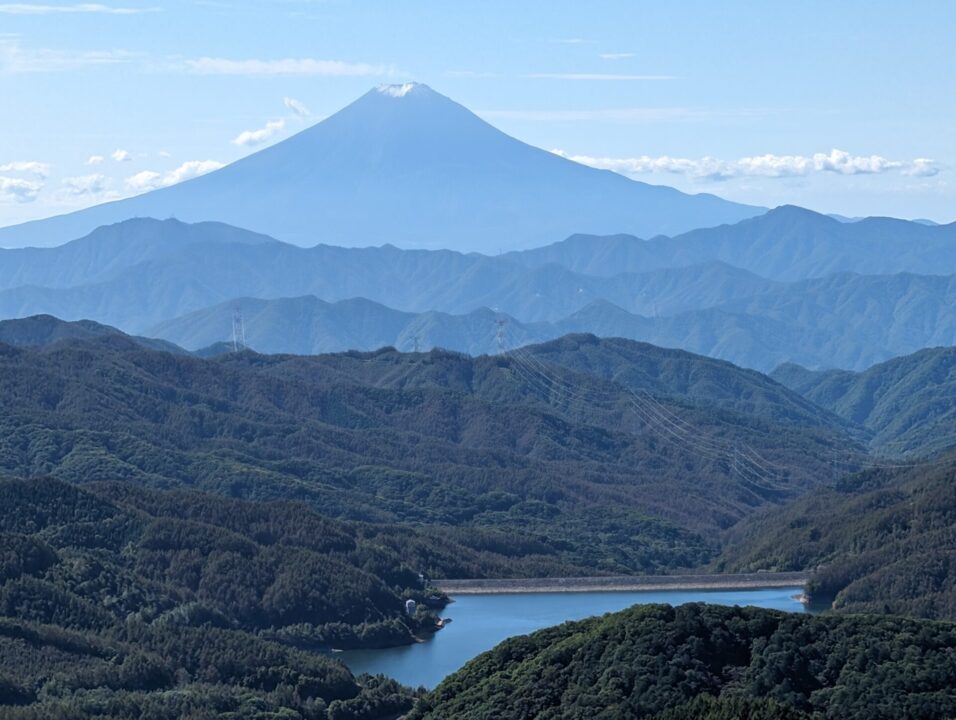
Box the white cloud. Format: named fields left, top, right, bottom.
left=599, top=52, right=635, bottom=60
left=739, top=149, right=929, bottom=177
left=60, top=173, right=113, bottom=197
left=0, top=3, right=158, bottom=14
left=0, top=39, right=131, bottom=73
left=111, top=148, right=132, bottom=162
left=0, top=160, right=50, bottom=177
left=526, top=73, right=676, bottom=81
left=232, top=118, right=285, bottom=147
left=0, top=176, right=42, bottom=202
left=125, top=170, right=161, bottom=191
left=165, top=159, right=223, bottom=184
left=283, top=96, right=310, bottom=118
left=157, top=149, right=171, bottom=158
left=232, top=97, right=313, bottom=149
left=86, top=154, right=105, bottom=165
left=552, top=148, right=940, bottom=182
left=904, top=158, right=940, bottom=178
left=125, top=159, right=224, bottom=191
left=181, top=56, right=395, bottom=77
left=552, top=150, right=733, bottom=181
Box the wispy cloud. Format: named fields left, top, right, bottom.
left=232, top=118, right=285, bottom=147
left=59, top=173, right=115, bottom=198
left=526, top=72, right=676, bottom=81
left=125, top=159, right=224, bottom=191
left=0, top=176, right=43, bottom=202
left=283, top=96, right=310, bottom=118
left=86, top=154, right=104, bottom=165
left=111, top=148, right=132, bottom=162
left=180, top=56, right=395, bottom=77
left=904, top=158, right=939, bottom=177
left=552, top=148, right=941, bottom=182
left=599, top=52, right=635, bottom=60
left=232, top=97, right=313, bottom=149
left=0, top=39, right=131, bottom=73
left=0, top=3, right=158, bottom=13
left=0, top=160, right=50, bottom=177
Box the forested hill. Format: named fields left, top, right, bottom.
left=771, top=345, right=956, bottom=456
left=519, top=334, right=846, bottom=429
left=0, top=325, right=857, bottom=575
left=718, top=455, right=956, bottom=620
left=0, top=476, right=429, bottom=718
left=0, top=314, right=183, bottom=354
left=409, top=603, right=956, bottom=720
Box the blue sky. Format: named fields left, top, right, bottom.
left=1, top=0, right=954, bottom=226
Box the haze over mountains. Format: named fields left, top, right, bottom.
left=509, top=205, right=956, bottom=281
left=1, top=206, right=955, bottom=371
left=0, top=83, right=760, bottom=251
left=0, top=83, right=954, bottom=376
left=0, top=83, right=953, bottom=374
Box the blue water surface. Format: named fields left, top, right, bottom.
left=340, top=586, right=805, bottom=688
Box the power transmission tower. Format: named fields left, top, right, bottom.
left=232, top=310, right=246, bottom=352
left=495, top=318, right=507, bottom=354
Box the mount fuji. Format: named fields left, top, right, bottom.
left=0, top=83, right=762, bottom=250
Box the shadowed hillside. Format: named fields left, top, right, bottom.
left=0, top=322, right=860, bottom=574
left=719, top=456, right=956, bottom=620
left=409, top=603, right=956, bottom=720
left=0, top=476, right=428, bottom=718
left=772, top=346, right=956, bottom=455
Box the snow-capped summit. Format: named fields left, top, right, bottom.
left=0, top=85, right=762, bottom=250
left=375, top=82, right=429, bottom=98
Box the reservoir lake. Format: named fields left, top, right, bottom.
left=340, top=586, right=806, bottom=688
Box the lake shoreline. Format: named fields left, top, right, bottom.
left=340, top=586, right=808, bottom=688
left=434, top=572, right=809, bottom=595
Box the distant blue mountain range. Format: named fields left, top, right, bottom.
left=1, top=207, right=955, bottom=371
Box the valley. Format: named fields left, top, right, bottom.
left=3, top=16, right=956, bottom=717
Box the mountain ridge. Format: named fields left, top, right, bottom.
left=0, top=83, right=760, bottom=251
left=770, top=345, right=956, bottom=455
left=4, top=214, right=956, bottom=371
left=508, top=204, right=956, bottom=281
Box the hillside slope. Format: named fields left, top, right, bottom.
left=518, top=334, right=846, bottom=429
left=0, top=325, right=857, bottom=573
left=0, top=314, right=184, bottom=354
left=410, top=603, right=956, bottom=720
left=771, top=346, right=956, bottom=455
left=0, top=84, right=758, bottom=251
left=0, top=476, right=425, bottom=718
left=719, top=456, right=956, bottom=620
